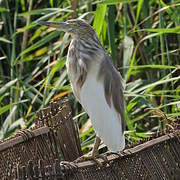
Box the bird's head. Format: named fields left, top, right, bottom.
left=38, top=19, right=95, bottom=38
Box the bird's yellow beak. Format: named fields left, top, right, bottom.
left=37, top=21, right=70, bottom=31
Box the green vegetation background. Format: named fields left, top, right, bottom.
left=0, top=0, right=179, bottom=152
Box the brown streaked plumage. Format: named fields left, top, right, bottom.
left=38, top=19, right=126, bottom=160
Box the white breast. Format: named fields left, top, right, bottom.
left=79, top=63, right=125, bottom=151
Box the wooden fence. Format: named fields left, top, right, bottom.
left=0, top=99, right=179, bottom=179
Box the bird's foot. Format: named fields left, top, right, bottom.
left=74, top=153, right=107, bottom=167
left=104, top=151, right=123, bottom=157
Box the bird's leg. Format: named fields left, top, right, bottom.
left=75, top=136, right=104, bottom=166
left=87, top=136, right=112, bottom=165
left=91, top=136, right=101, bottom=157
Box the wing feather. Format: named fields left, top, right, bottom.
left=98, top=55, right=126, bottom=133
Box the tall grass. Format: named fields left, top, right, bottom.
left=0, top=0, right=179, bottom=151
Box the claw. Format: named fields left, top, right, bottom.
left=77, top=152, right=112, bottom=167
left=74, top=136, right=105, bottom=167
left=85, top=155, right=103, bottom=167
left=75, top=154, right=104, bottom=167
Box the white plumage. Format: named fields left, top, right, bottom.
left=80, top=60, right=125, bottom=151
